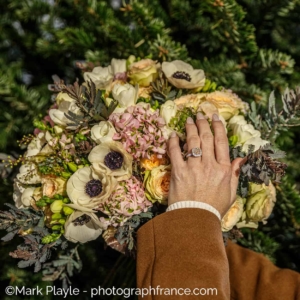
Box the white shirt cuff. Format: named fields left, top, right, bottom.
left=166, top=201, right=221, bottom=221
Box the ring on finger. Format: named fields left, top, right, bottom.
left=185, top=147, right=202, bottom=158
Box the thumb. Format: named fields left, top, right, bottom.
left=230, top=157, right=247, bottom=204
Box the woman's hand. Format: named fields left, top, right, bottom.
left=167, top=113, right=244, bottom=217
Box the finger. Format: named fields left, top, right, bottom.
left=167, top=132, right=185, bottom=168
left=185, top=117, right=201, bottom=162
left=230, top=157, right=246, bottom=204
left=195, top=112, right=215, bottom=163
left=212, top=114, right=230, bottom=166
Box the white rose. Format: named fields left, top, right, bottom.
left=91, top=121, right=116, bottom=144
left=228, top=115, right=261, bottom=145
left=64, top=211, right=106, bottom=243
left=160, top=100, right=177, bottom=126
left=17, top=163, right=41, bottom=184
left=49, top=97, right=82, bottom=127
left=83, top=66, right=113, bottom=90
left=221, top=196, right=244, bottom=231
left=112, top=83, right=138, bottom=108
left=228, top=115, right=247, bottom=126
left=242, top=136, right=269, bottom=153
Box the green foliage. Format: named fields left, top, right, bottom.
left=238, top=228, right=280, bottom=263
left=63, top=80, right=118, bottom=127
left=42, top=245, right=82, bottom=289
left=249, top=87, right=300, bottom=142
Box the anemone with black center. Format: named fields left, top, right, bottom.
left=104, top=151, right=124, bottom=170
left=72, top=214, right=92, bottom=226
left=85, top=179, right=103, bottom=197
left=172, top=71, right=192, bottom=82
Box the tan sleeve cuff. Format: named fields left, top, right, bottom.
left=166, top=200, right=221, bottom=221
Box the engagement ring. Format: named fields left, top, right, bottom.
left=185, top=147, right=202, bottom=158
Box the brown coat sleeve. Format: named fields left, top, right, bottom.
left=136, top=208, right=230, bottom=299
left=226, top=241, right=300, bottom=300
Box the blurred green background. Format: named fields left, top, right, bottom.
left=1, top=0, right=300, bottom=299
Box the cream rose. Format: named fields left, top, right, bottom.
left=138, top=86, right=153, bottom=99
left=91, top=121, right=116, bottom=144
left=204, top=90, right=248, bottom=120
left=228, top=115, right=262, bottom=147
left=88, top=141, right=133, bottom=181
left=112, top=83, right=138, bottom=108
left=64, top=211, right=106, bottom=243
left=245, top=182, right=276, bottom=224
left=144, top=165, right=171, bottom=205
left=42, top=175, right=67, bottom=198
left=83, top=66, right=114, bottom=90
left=160, top=100, right=177, bottom=126
left=162, top=60, right=205, bottom=89
left=66, top=166, right=117, bottom=212
left=221, top=196, right=244, bottom=231
left=199, top=101, right=227, bottom=129
left=174, top=94, right=204, bottom=110
left=128, top=59, right=158, bottom=87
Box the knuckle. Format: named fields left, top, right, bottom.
left=215, top=137, right=228, bottom=145
left=201, top=132, right=213, bottom=141
left=221, top=167, right=231, bottom=178
left=187, top=135, right=200, bottom=145
left=171, top=169, right=185, bottom=181
left=168, top=145, right=179, bottom=153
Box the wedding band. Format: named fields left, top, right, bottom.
left=185, top=147, right=202, bottom=158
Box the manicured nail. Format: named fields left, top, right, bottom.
left=197, top=112, right=205, bottom=120
left=212, top=113, right=219, bottom=121
left=170, top=131, right=177, bottom=138
left=186, top=117, right=194, bottom=124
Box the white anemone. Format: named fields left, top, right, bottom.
left=88, top=141, right=133, bottom=181
left=66, top=166, right=117, bottom=212
left=162, top=60, right=205, bottom=89
left=64, top=211, right=106, bottom=243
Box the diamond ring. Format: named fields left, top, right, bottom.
left=185, top=147, right=202, bottom=158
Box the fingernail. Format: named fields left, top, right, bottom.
left=186, top=117, right=194, bottom=124
left=212, top=113, right=219, bottom=121
left=170, top=131, right=177, bottom=138
left=197, top=112, right=205, bottom=120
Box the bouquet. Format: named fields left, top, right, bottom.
left=1, top=56, right=299, bottom=283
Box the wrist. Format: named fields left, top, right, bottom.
left=167, top=201, right=221, bottom=221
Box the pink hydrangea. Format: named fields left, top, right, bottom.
left=109, top=104, right=167, bottom=159
left=98, top=176, right=152, bottom=227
